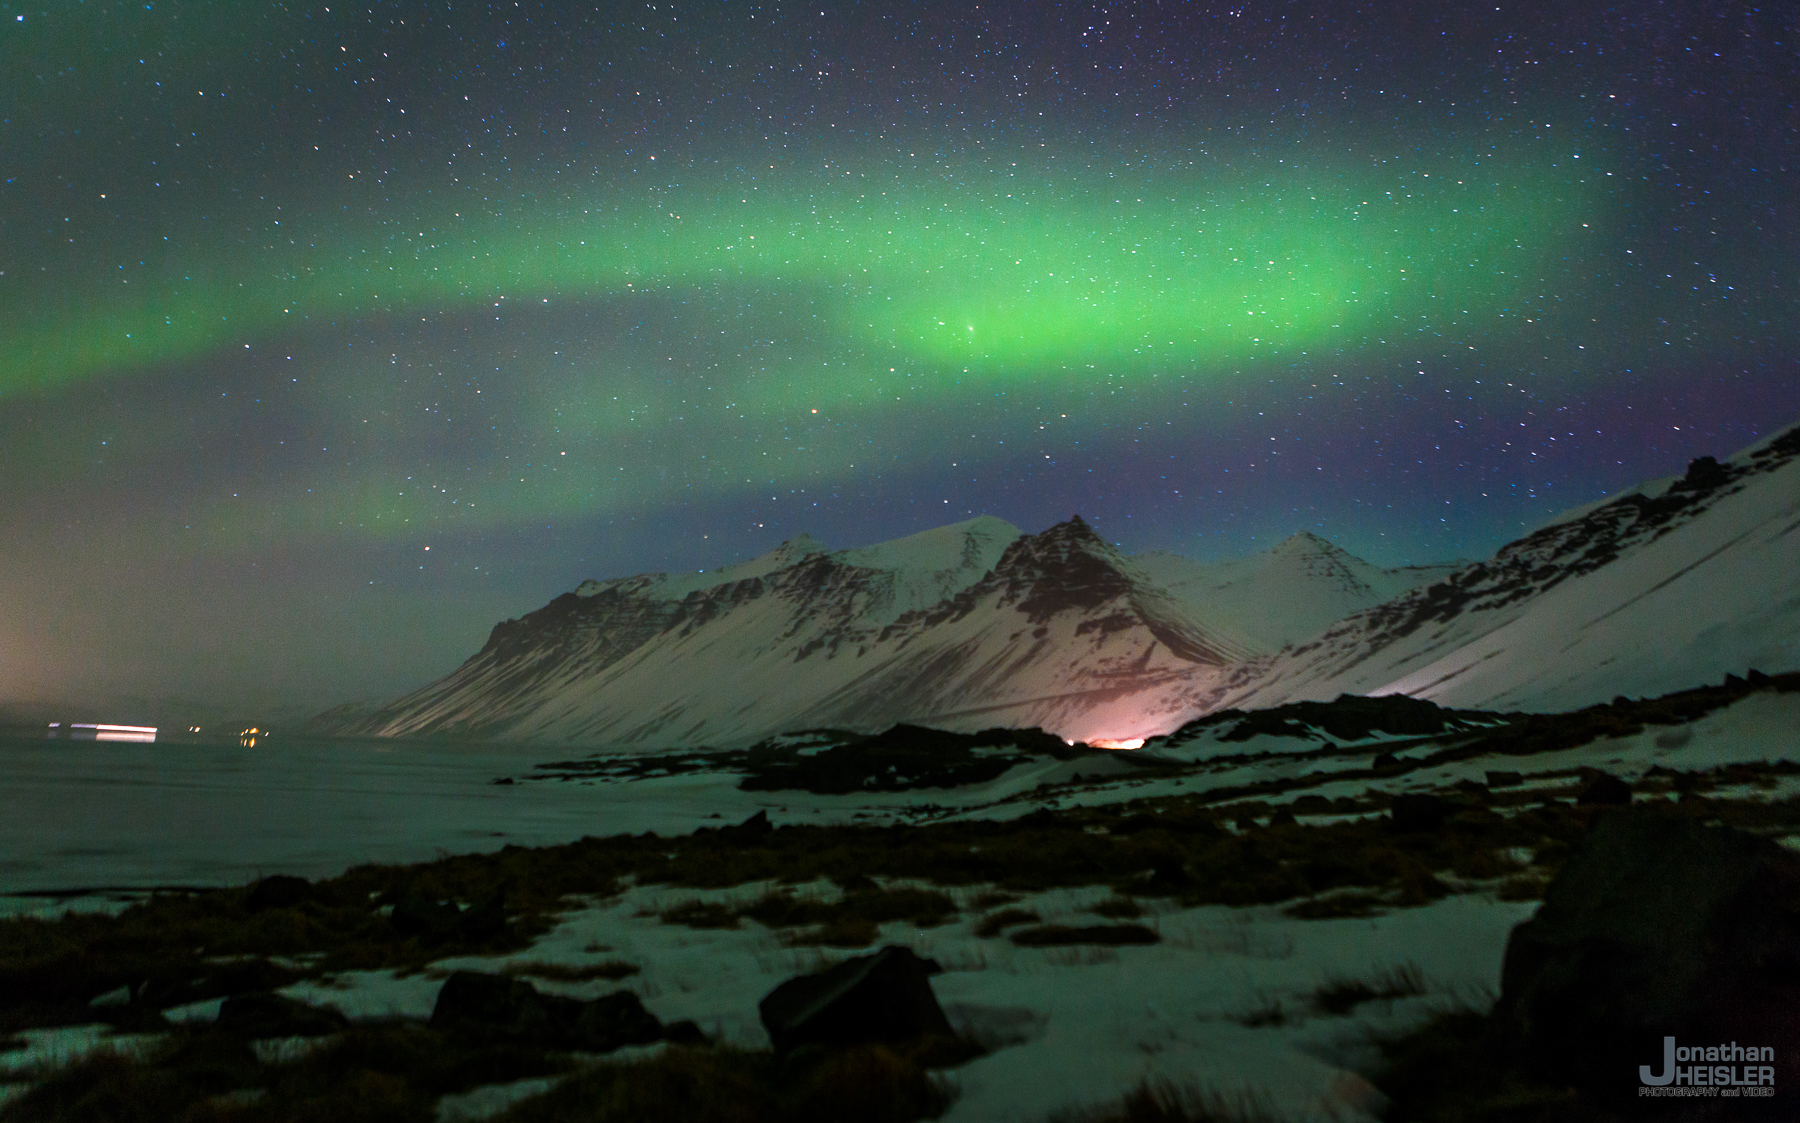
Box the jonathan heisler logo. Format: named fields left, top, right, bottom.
left=1639, top=1036, right=1777, bottom=1099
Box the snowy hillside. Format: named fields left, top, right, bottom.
left=329, top=516, right=1252, bottom=749
left=1134, top=533, right=1464, bottom=651
left=320, top=422, right=1800, bottom=750
left=1202, top=423, right=1800, bottom=715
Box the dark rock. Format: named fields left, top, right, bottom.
left=1484, top=770, right=1523, bottom=788
left=1009, top=924, right=1159, bottom=947
left=216, top=993, right=347, bottom=1039
left=759, top=945, right=952, bottom=1055
left=1215, top=693, right=1465, bottom=744
left=389, top=889, right=508, bottom=943
left=1678, top=454, right=1729, bottom=491
left=429, top=970, right=666, bottom=1052
left=389, top=893, right=464, bottom=940
left=246, top=875, right=314, bottom=913
left=1143, top=857, right=1194, bottom=893
left=662, top=1019, right=709, bottom=1046
left=1575, top=772, right=1632, bottom=806
left=574, top=990, right=665, bottom=1052
left=1371, top=752, right=1401, bottom=773
left=430, top=971, right=556, bottom=1042
left=455, top=889, right=510, bottom=942
left=1267, top=808, right=1298, bottom=827
left=132, top=976, right=198, bottom=1011
left=1453, top=778, right=1491, bottom=801
left=722, top=809, right=773, bottom=841
left=96, top=1001, right=172, bottom=1033
left=1388, top=793, right=1450, bottom=832
left=1496, top=809, right=1800, bottom=1097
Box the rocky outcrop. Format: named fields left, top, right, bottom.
left=1210, top=422, right=1800, bottom=716
left=1496, top=809, right=1800, bottom=1098
left=759, top=946, right=954, bottom=1055
left=428, top=970, right=673, bottom=1052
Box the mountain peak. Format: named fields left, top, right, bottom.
left=1270, top=531, right=1341, bottom=556
left=774, top=532, right=828, bottom=559
left=1031, top=514, right=1108, bottom=551
left=983, top=515, right=1133, bottom=620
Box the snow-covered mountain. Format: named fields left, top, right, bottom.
left=1198, top=423, right=1800, bottom=715
left=321, top=421, right=1800, bottom=749
left=1134, top=534, right=1464, bottom=650
left=328, top=516, right=1253, bottom=748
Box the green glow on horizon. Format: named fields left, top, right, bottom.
left=1, top=152, right=1597, bottom=398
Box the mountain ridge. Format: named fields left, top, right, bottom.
left=316, top=420, right=1800, bottom=748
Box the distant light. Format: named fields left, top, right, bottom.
left=55, top=722, right=159, bottom=743
left=1090, top=738, right=1144, bottom=750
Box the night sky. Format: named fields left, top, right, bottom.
left=2, top=1, right=1795, bottom=714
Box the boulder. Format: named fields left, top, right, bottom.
left=454, top=889, right=510, bottom=942
left=389, top=893, right=464, bottom=940
left=1575, top=772, right=1632, bottom=806
left=246, top=875, right=315, bottom=913
left=429, top=970, right=666, bottom=1052
left=216, top=993, right=347, bottom=1039
left=1388, top=793, right=1449, bottom=832
left=574, top=990, right=666, bottom=1052
left=389, top=888, right=508, bottom=943
left=721, top=809, right=773, bottom=842
left=1496, top=809, right=1800, bottom=1097
left=430, top=971, right=557, bottom=1042
left=759, top=945, right=952, bottom=1055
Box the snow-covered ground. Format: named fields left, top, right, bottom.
left=5, top=688, right=1795, bottom=1119
left=270, top=886, right=1529, bottom=1123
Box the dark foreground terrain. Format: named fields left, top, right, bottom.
left=4, top=676, right=1798, bottom=1122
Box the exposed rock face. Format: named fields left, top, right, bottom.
left=321, top=515, right=1248, bottom=748
left=1496, top=809, right=1800, bottom=1098
left=314, top=422, right=1800, bottom=749
left=1209, top=423, right=1800, bottom=715
left=759, top=946, right=953, bottom=1055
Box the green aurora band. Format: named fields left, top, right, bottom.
left=4, top=152, right=1597, bottom=397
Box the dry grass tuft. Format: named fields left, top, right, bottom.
left=1010, top=924, right=1158, bottom=948
left=1089, top=895, right=1143, bottom=920
left=1049, top=1078, right=1282, bottom=1123
left=658, top=900, right=740, bottom=929
left=973, top=908, right=1040, bottom=938
left=492, top=1039, right=962, bottom=1123
left=1311, top=963, right=1428, bottom=1016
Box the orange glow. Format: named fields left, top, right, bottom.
left=1089, top=738, right=1144, bottom=750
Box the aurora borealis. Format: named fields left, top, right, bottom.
left=2, top=2, right=1795, bottom=713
